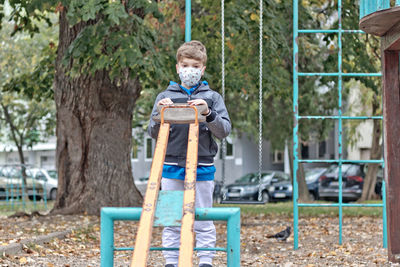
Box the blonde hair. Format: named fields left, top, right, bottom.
left=176, top=40, right=207, bottom=65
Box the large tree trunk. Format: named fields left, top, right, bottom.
left=359, top=102, right=382, bottom=201
left=288, top=139, right=311, bottom=202
left=52, top=10, right=143, bottom=215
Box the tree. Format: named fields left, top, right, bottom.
left=1, top=0, right=165, bottom=215
left=0, top=9, right=57, bottom=190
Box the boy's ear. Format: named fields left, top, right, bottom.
left=176, top=64, right=179, bottom=74
left=201, top=66, right=206, bottom=75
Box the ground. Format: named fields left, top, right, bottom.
left=0, top=213, right=397, bottom=266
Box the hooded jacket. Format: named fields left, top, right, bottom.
left=148, top=81, right=231, bottom=167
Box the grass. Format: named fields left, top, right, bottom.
left=0, top=200, right=54, bottom=216
left=215, top=200, right=384, bottom=217
left=0, top=199, right=384, bottom=218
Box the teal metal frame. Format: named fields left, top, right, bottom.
left=185, top=0, right=191, bottom=42
left=293, top=0, right=387, bottom=250
left=359, top=0, right=400, bottom=19
left=100, top=207, right=240, bottom=267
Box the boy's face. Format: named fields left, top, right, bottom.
left=176, top=57, right=206, bottom=76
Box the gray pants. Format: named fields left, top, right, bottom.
left=161, top=178, right=216, bottom=266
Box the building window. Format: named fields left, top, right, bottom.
left=145, top=138, right=153, bottom=159
left=220, top=137, right=234, bottom=159
left=132, top=139, right=139, bottom=159
left=318, top=141, right=326, bottom=158
left=273, top=150, right=284, bottom=163
left=301, top=143, right=309, bottom=159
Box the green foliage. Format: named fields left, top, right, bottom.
left=0, top=7, right=57, bottom=151
left=61, top=0, right=164, bottom=80
left=132, top=0, right=337, bottom=149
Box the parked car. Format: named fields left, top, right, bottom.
left=305, top=167, right=328, bottom=200
left=220, top=171, right=291, bottom=203
left=26, top=168, right=58, bottom=200
left=267, top=174, right=293, bottom=202
left=318, top=164, right=365, bottom=202
left=0, top=165, right=45, bottom=200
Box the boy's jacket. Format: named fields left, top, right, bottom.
left=148, top=81, right=231, bottom=167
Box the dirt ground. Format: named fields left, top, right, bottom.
left=0, top=213, right=397, bottom=266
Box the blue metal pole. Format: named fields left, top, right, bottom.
left=226, top=208, right=241, bottom=267
left=338, top=0, right=343, bottom=245
left=397, top=0, right=400, bottom=7
left=185, top=0, right=191, bottom=42
left=292, top=0, right=299, bottom=251
left=101, top=209, right=116, bottom=267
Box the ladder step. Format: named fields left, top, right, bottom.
left=154, top=191, right=184, bottom=227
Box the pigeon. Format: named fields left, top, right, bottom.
left=267, top=226, right=291, bottom=242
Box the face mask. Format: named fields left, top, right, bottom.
left=178, top=67, right=203, bottom=87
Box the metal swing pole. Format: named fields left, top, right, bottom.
left=185, top=0, right=191, bottom=42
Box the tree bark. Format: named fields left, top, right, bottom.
left=288, top=139, right=311, bottom=202
left=52, top=10, right=143, bottom=215
left=359, top=101, right=382, bottom=201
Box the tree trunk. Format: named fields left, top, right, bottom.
left=52, top=10, right=143, bottom=215
left=288, top=139, right=311, bottom=202
left=359, top=103, right=382, bottom=201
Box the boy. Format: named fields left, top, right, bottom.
left=148, top=40, right=231, bottom=267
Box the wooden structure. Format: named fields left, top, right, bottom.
left=360, top=4, right=400, bottom=263
left=131, top=104, right=206, bottom=267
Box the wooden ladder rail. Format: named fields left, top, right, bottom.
left=178, top=119, right=199, bottom=267
left=131, top=105, right=200, bottom=267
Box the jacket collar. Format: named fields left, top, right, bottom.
left=167, top=81, right=210, bottom=93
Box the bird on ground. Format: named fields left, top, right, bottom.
left=267, top=226, right=291, bottom=242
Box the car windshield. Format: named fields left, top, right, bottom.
left=47, top=170, right=58, bottom=179
left=305, top=168, right=327, bottom=182
left=325, top=164, right=353, bottom=176
left=235, top=172, right=274, bottom=183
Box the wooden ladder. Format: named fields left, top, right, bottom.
left=131, top=104, right=207, bottom=267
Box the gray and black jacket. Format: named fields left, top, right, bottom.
left=148, top=81, right=231, bottom=167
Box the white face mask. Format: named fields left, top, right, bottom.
left=178, top=67, right=203, bottom=87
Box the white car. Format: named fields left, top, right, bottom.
left=134, top=177, right=148, bottom=196
left=27, top=168, right=58, bottom=200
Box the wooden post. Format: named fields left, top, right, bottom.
left=383, top=51, right=400, bottom=263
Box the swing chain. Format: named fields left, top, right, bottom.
left=257, top=0, right=263, bottom=202
left=221, top=0, right=227, bottom=202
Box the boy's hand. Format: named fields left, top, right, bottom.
left=187, top=99, right=209, bottom=115
left=157, top=98, right=173, bottom=107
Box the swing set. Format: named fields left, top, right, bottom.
left=100, top=0, right=400, bottom=265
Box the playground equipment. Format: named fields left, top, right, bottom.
left=359, top=0, right=400, bottom=263
left=100, top=105, right=240, bottom=267
left=292, top=0, right=387, bottom=252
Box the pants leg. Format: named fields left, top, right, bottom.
left=194, top=180, right=216, bottom=265
left=161, top=178, right=184, bottom=265
left=161, top=178, right=215, bottom=265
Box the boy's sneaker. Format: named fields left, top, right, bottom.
left=165, top=264, right=177, bottom=267
left=199, top=264, right=212, bottom=267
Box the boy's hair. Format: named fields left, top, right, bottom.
left=176, top=40, right=207, bottom=65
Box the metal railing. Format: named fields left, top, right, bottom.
left=100, top=207, right=240, bottom=267
left=293, top=0, right=387, bottom=250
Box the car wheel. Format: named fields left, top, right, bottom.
left=262, top=191, right=269, bottom=203
left=50, top=188, right=57, bottom=200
